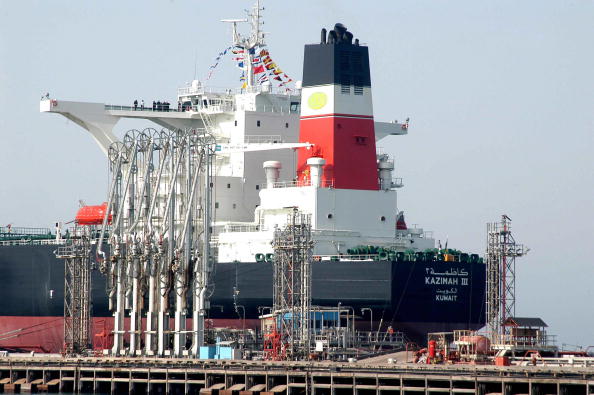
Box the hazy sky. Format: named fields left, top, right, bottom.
left=1, top=1, right=593, bottom=346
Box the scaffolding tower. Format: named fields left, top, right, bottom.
left=271, top=209, right=314, bottom=360
left=485, top=215, right=527, bottom=339
left=56, top=230, right=92, bottom=355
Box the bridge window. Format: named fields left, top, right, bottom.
left=227, top=183, right=231, bottom=189
left=215, top=202, right=219, bottom=209
left=234, top=120, right=238, bottom=127
left=257, top=120, right=261, bottom=127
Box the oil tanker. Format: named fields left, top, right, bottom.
left=0, top=4, right=485, bottom=353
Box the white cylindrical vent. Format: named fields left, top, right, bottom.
left=307, top=157, right=326, bottom=188
left=263, top=161, right=282, bottom=188
left=377, top=155, right=394, bottom=190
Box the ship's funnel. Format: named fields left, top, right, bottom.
left=263, top=161, right=282, bottom=188
left=307, top=157, right=326, bottom=188
left=297, top=23, right=378, bottom=190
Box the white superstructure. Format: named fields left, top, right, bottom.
left=40, top=2, right=434, bottom=267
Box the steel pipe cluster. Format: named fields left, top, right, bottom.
left=96, top=127, right=215, bottom=357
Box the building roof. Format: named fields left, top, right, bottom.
left=503, top=317, right=548, bottom=327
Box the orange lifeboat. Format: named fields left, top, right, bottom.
left=75, top=203, right=112, bottom=225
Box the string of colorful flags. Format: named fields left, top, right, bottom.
left=206, top=46, right=232, bottom=81
left=251, top=47, right=294, bottom=90
left=208, top=45, right=294, bottom=90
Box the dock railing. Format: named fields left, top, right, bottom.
left=490, top=331, right=557, bottom=350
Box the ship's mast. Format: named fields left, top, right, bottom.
left=222, top=0, right=266, bottom=88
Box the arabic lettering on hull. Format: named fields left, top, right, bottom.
left=424, top=266, right=470, bottom=302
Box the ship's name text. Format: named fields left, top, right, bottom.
left=425, top=277, right=466, bottom=286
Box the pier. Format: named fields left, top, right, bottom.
left=0, top=356, right=593, bottom=394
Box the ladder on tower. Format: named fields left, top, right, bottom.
left=55, top=230, right=92, bottom=355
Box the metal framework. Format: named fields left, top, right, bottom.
left=485, top=215, right=527, bottom=338
left=56, top=230, right=92, bottom=355
left=96, top=127, right=215, bottom=357
left=271, top=209, right=314, bottom=360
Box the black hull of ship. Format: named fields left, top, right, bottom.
left=0, top=245, right=485, bottom=350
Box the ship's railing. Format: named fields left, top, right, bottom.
left=264, top=179, right=335, bottom=189
left=199, top=103, right=235, bottom=114
left=220, top=223, right=264, bottom=233
left=392, top=177, right=404, bottom=188
left=178, top=85, right=215, bottom=96
left=314, top=254, right=380, bottom=262
left=106, top=103, right=233, bottom=114
left=407, top=226, right=433, bottom=239
left=106, top=102, right=297, bottom=115
left=55, top=244, right=88, bottom=258
left=244, top=135, right=283, bottom=144
left=105, top=104, right=181, bottom=113
left=235, top=103, right=298, bottom=114
left=0, top=226, right=52, bottom=236
left=254, top=104, right=296, bottom=114
left=177, top=84, right=295, bottom=97
left=0, top=239, right=66, bottom=246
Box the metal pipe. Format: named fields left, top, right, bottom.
left=146, top=143, right=170, bottom=233
left=145, top=253, right=157, bottom=355
left=192, top=144, right=212, bottom=355
left=159, top=143, right=186, bottom=238
left=111, top=143, right=139, bottom=232
left=97, top=155, right=123, bottom=262
left=128, top=138, right=154, bottom=232
left=110, top=254, right=125, bottom=356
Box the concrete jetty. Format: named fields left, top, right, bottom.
left=0, top=356, right=593, bottom=394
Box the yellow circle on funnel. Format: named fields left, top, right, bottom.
left=307, top=92, right=327, bottom=110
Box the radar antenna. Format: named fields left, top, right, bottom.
left=222, top=0, right=266, bottom=88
